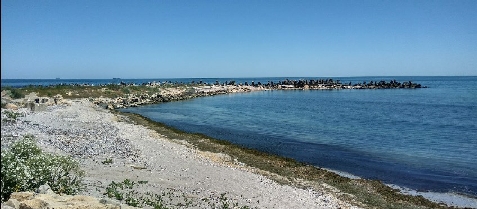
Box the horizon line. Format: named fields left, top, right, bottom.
left=2, top=75, right=476, bottom=80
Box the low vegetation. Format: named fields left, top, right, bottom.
left=104, top=179, right=253, bottom=209
left=2, top=110, right=25, bottom=123
left=1, top=135, right=85, bottom=202
left=1, top=83, right=199, bottom=100
left=2, top=87, right=25, bottom=99
left=101, top=158, right=113, bottom=165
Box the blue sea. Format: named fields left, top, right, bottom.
left=3, top=76, right=477, bottom=201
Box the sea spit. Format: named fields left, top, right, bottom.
left=88, top=79, right=424, bottom=110
left=1, top=97, right=359, bottom=208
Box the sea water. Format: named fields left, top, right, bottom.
left=119, top=76, right=477, bottom=200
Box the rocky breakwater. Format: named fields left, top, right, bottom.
left=92, top=84, right=263, bottom=110
left=271, top=79, right=426, bottom=90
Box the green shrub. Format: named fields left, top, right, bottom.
left=2, top=111, right=25, bottom=123
left=1, top=136, right=84, bottom=201
left=106, top=84, right=121, bottom=91
left=101, top=158, right=113, bottom=165
left=121, top=88, right=131, bottom=94
left=1, top=87, right=25, bottom=99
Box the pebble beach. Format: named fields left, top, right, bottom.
left=1, top=99, right=360, bottom=208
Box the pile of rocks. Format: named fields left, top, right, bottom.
left=2, top=91, right=70, bottom=112
left=91, top=85, right=262, bottom=109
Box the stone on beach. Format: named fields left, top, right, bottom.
left=3, top=186, right=134, bottom=209
left=4, top=103, right=18, bottom=110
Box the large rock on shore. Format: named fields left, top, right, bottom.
left=1, top=185, right=136, bottom=209
left=4, top=103, right=18, bottom=110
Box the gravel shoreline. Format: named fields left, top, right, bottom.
left=1, top=99, right=360, bottom=208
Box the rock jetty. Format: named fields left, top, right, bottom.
left=92, top=84, right=264, bottom=109
left=1, top=78, right=425, bottom=111
left=90, top=79, right=425, bottom=109
left=111, top=78, right=425, bottom=89
left=271, top=79, right=424, bottom=89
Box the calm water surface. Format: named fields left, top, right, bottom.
left=120, top=77, right=477, bottom=197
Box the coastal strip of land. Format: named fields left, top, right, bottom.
left=2, top=78, right=426, bottom=110
left=0, top=82, right=464, bottom=209
left=2, top=99, right=360, bottom=208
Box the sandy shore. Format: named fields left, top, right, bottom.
left=1, top=99, right=360, bottom=208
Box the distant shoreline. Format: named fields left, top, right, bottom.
left=0, top=76, right=436, bottom=88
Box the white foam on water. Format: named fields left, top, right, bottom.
left=324, top=167, right=477, bottom=208
left=388, top=184, right=477, bottom=208
left=323, top=168, right=361, bottom=179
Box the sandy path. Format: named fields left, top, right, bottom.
left=1, top=99, right=360, bottom=208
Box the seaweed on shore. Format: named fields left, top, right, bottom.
left=116, top=111, right=453, bottom=209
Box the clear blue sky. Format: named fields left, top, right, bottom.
left=1, top=0, right=476, bottom=79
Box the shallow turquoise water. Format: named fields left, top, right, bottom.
left=121, top=76, right=477, bottom=197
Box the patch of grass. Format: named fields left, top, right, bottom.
left=2, top=110, right=25, bottom=123
left=118, top=112, right=449, bottom=209
left=121, top=88, right=131, bottom=94
left=104, top=179, right=254, bottom=209
left=105, top=179, right=168, bottom=208
left=101, top=158, right=113, bottom=165
left=11, top=84, right=165, bottom=99
left=105, top=84, right=121, bottom=91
